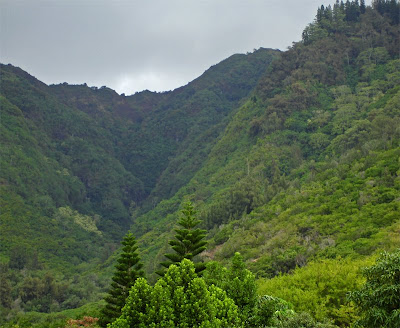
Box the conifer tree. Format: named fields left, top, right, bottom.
left=317, top=5, right=324, bottom=23
left=340, top=0, right=345, bottom=11
left=99, top=232, right=144, bottom=327
left=156, top=201, right=207, bottom=276
left=360, top=0, right=366, bottom=13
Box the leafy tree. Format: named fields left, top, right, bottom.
left=157, top=201, right=207, bottom=276
left=9, top=246, right=29, bottom=270
left=257, top=258, right=368, bottom=326
left=110, top=259, right=241, bottom=328
left=226, top=253, right=258, bottom=324
left=349, top=249, right=400, bottom=328
left=204, top=253, right=258, bottom=325
left=253, top=295, right=295, bottom=327
left=0, top=274, right=12, bottom=308
left=99, top=232, right=144, bottom=327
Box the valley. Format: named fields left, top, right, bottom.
left=0, top=1, right=399, bottom=327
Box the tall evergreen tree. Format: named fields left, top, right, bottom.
left=389, top=0, right=400, bottom=24
left=99, top=232, right=144, bottom=327
left=156, top=201, right=207, bottom=276
left=360, top=0, right=366, bottom=13
left=317, top=5, right=325, bottom=23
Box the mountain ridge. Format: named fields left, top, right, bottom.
left=0, top=47, right=279, bottom=264
left=0, top=1, right=399, bottom=326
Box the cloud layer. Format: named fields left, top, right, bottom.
left=1, top=0, right=346, bottom=95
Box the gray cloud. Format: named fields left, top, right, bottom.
left=1, top=0, right=357, bottom=95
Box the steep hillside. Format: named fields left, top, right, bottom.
left=1, top=1, right=400, bottom=326
left=133, top=1, right=400, bottom=280
left=0, top=65, right=144, bottom=236
left=48, top=48, right=279, bottom=203
left=0, top=47, right=277, bottom=238
left=0, top=48, right=277, bottom=320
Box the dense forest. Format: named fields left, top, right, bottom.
left=0, top=0, right=399, bottom=327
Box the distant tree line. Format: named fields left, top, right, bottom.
left=303, top=0, right=399, bottom=44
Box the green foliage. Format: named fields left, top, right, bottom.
left=257, top=258, right=373, bottom=326
left=1, top=3, right=400, bottom=327
left=134, top=4, right=400, bottom=279
left=205, top=145, right=400, bottom=280
left=349, top=249, right=400, bottom=328
left=228, top=252, right=258, bottom=320
left=100, top=233, right=144, bottom=327
left=253, top=295, right=295, bottom=327
left=0, top=301, right=103, bottom=328
left=0, top=48, right=278, bottom=324
left=303, top=0, right=399, bottom=46
left=157, top=202, right=207, bottom=276
left=203, top=253, right=258, bottom=325
left=56, top=207, right=102, bottom=236
left=274, top=312, right=338, bottom=328
left=0, top=186, right=108, bottom=321
left=109, top=259, right=241, bottom=328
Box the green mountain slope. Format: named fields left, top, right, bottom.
left=0, top=64, right=144, bottom=235
left=0, top=48, right=278, bottom=321
left=0, top=47, right=277, bottom=240
left=47, top=48, right=279, bottom=203
left=1, top=1, right=400, bottom=326
left=132, top=2, right=400, bottom=278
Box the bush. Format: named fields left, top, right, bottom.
left=349, top=249, right=400, bottom=328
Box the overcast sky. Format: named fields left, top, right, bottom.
left=0, top=0, right=364, bottom=95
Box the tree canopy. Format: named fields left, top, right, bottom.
left=349, top=249, right=400, bottom=328
left=109, top=259, right=241, bottom=328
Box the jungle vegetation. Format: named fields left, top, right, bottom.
left=0, top=1, right=399, bottom=327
